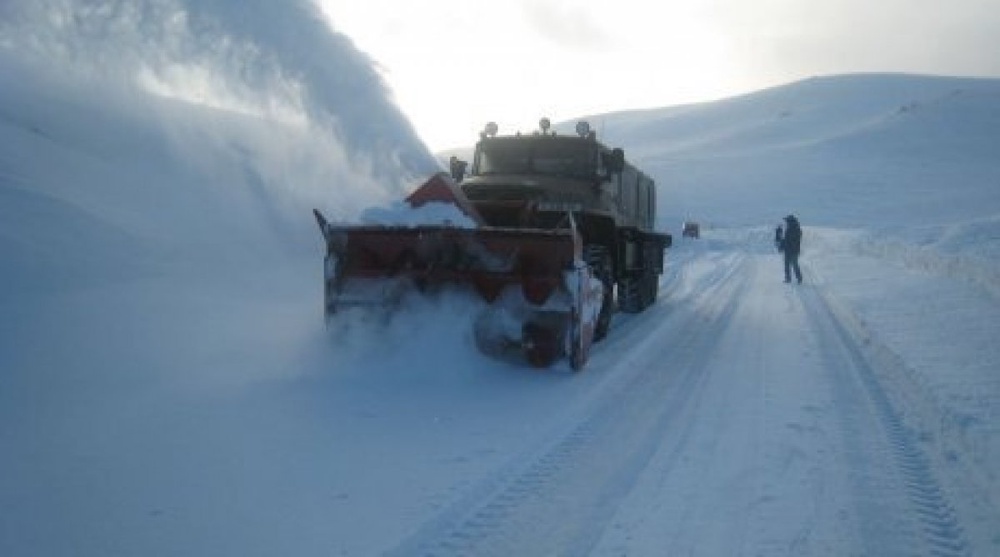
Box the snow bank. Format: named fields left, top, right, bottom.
left=809, top=218, right=1000, bottom=299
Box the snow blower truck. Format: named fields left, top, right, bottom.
left=313, top=118, right=671, bottom=370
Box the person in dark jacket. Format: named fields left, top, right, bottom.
left=781, top=214, right=802, bottom=283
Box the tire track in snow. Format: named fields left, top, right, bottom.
left=801, top=287, right=970, bottom=556
left=386, top=254, right=750, bottom=556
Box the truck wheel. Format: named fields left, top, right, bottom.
left=618, top=275, right=641, bottom=313
left=642, top=270, right=656, bottom=308
left=583, top=245, right=613, bottom=341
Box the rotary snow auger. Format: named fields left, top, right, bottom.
left=314, top=118, right=671, bottom=370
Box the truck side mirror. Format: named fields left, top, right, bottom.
left=449, top=156, right=468, bottom=182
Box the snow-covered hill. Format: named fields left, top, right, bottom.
left=2, top=1, right=999, bottom=555
left=578, top=73, right=1000, bottom=230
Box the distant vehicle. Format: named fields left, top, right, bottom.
left=682, top=221, right=700, bottom=239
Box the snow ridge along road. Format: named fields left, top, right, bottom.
left=800, top=284, right=970, bottom=556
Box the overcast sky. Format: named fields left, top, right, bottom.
left=318, top=0, right=1000, bottom=151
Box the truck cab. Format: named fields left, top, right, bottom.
left=456, top=119, right=671, bottom=328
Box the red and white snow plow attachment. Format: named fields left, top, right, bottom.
left=313, top=174, right=604, bottom=370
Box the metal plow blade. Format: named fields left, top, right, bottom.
left=314, top=210, right=603, bottom=370
left=472, top=262, right=603, bottom=370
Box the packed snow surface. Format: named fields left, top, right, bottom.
left=2, top=1, right=999, bottom=555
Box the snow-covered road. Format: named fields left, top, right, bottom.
left=3, top=232, right=996, bottom=556
left=594, top=251, right=971, bottom=556
left=373, top=245, right=974, bottom=556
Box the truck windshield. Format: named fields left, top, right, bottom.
left=475, top=139, right=597, bottom=179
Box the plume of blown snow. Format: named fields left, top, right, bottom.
left=1, top=0, right=436, bottom=177
left=0, top=0, right=440, bottom=289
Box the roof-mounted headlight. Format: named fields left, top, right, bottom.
left=539, top=117, right=551, bottom=135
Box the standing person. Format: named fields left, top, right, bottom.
left=782, top=214, right=802, bottom=283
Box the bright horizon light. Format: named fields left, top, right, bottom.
left=318, top=0, right=1000, bottom=152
